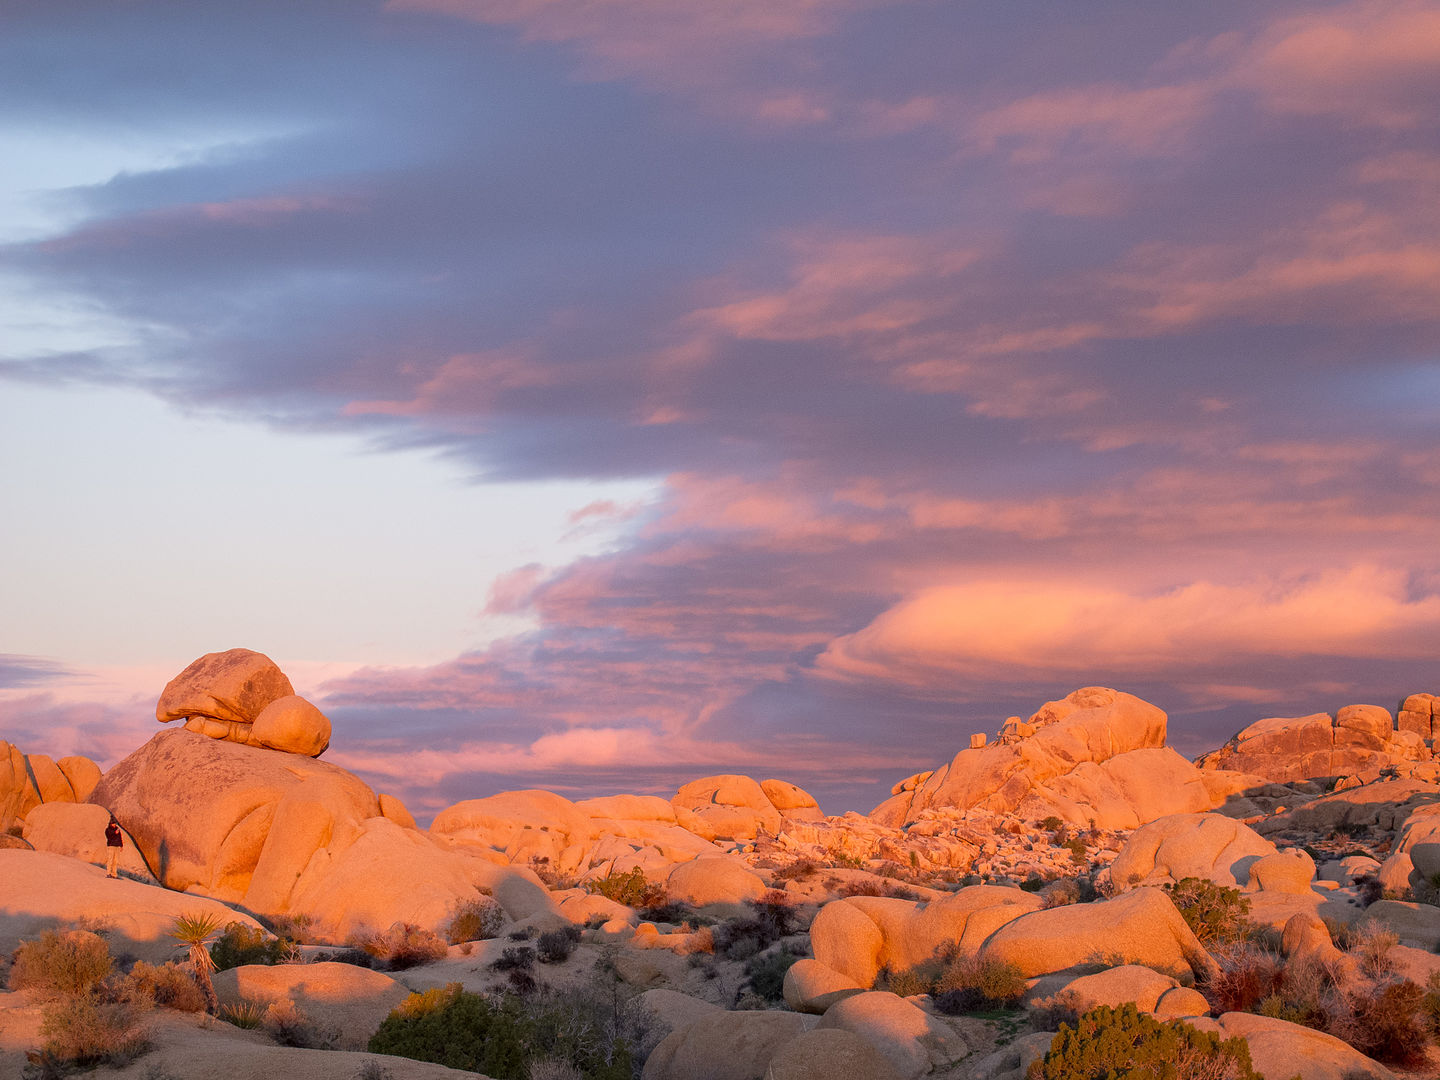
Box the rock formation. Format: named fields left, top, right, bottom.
left=871, top=687, right=1261, bottom=830
left=1196, top=700, right=1436, bottom=785
left=0, top=739, right=101, bottom=830
left=156, top=648, right=331, bottom=757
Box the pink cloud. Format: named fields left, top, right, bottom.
left=817, top=566, right=1440, bottom=688
left=343, top=349, right=553, bottom=418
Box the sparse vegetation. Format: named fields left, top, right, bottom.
left=538, top=928, right=580, bottom=964
left=264, top=997, right=341, bottom=1049
left=350, top=922, right=449, bottom=970
left=447, top=896, right=507, bottom=943
left=368, top=980, right=649, bottom=1079
left=170, top=912, right=224, bottom=1013
left=742, top=946, right=801, bottom=1003
left=8, top=930, right=112, bottom=998
left=1164, top=877, right=1253, bottom=945
left=210, top=921, right=291, bottom=971
left=586, top=868, right=666, bottom=909
left=35, top=994, right=150, bottom=1072
left=115, top=960, right=206, bottom=1013
left=934, top=953, right=1026, bottom=1015
left=1031, top=1003, right=1262, bottom=1080
left=220, top=1001, right=266, bottom=1029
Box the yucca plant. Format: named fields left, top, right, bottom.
left=171, top=912, right=223, bottom=1014
left=220, top=1001, right=266, bottom=1029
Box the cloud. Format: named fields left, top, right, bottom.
left=818, top=567, right=1440, bottom=689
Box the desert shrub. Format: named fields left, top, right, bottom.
left=1040, top=878, right=1082, bottom=909
left=264, top=997, right=341, bottom=1049
left=1028, top=989, right=1083, bottom=1032
left=876, top=961, right=939, bottom=998
left=771, top=859, right=817, bottom=882
left=116, top=960, right=206, bottom=1012
left=8, top=930, right=112, bottom=997
left=1164, top=877, right=1252, bottom=945
left=493, top=946, right=538, bottom=972
left=1041, top=816, right=1064, bottom=832
left=1323, top=917, right=1358, bottom=951
left=368, top=982, right=639, bottom=1080
left=538, top=929, right=579, bottom=964
left=220, top=1001, right=266, bottom=1028
left=351, top=923, right=449, bottom=970
left=1344, top=979, right=1432, bottom=1066
left=210, top=921, right=289, bottom=971
left=1063, top=838, right=1088, bottom=865
left=1033, top=1003, right=1262, bottom=1080
left=1203, top=940, right=1285, bottom=1014
left=710, top=893, right=799, bottom=961
left=1354, top=875, right=1384, bottom=907
left=260, top=911, right=315, bottom=944
left=1019, top=874, right=1048, bottom=893
left=447, top=897, right=507, bottom=944
left=37, top=994, right=149, bottom=1070
left=1348, top=920, right=1398, bottom=979
left=586, top=868, right=665, bottom=910
left=353, top=1062, right=396, bottom=1080
left=634, top=901, right=694, bottom=925
left=933, top=954, right=1026, bottom=1015
left=743, top=947, right=801, bottom=1003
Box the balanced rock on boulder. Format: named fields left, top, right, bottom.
left=156, top=648, right=330, bottom=757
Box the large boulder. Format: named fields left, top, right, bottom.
left=20, top=802, right=154, bottom=881
left=871, top=688, right=1256, bottom=829
left=431, top=789, right=596, bottom=874
left=978, top=887, right=1218, bottom=982
left=671, top=775, right=782, bottom=840
left=665, top=856, right=766, bottom=911
left=1197, top=705, right=1425, bottom=785
left=641, top=1009, right=814, bottom=1080
left=764, top=1028, right=904, bottom=1080
left=783, top=958, right=866, bottom=1014
left=0, top=849, right=262, bottom=964
left=1028, top=965, right=1181, bottom=1015
left=1108, top=813, right=1277, bottom=889
left=815, top=991, right=970, bottom=1079
left=809, top=886, right=1043, bottom=988
left=760, top=779, right=824, bottom=822
left=88, top=728, right=379, bottom=915
left=213, top=962, right=410, bottom=1051
left=1, top=741, right=98, bottom=825
left=156, top=649, right=330, bottom=757
left=1376, top=800, right=1440, bottom=894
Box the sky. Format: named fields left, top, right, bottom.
left=1, top=0, right=1438, bottom=821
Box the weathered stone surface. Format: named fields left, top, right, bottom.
left=157, top=648, right=294, bottom=727
left=872, top=688, right=1255, bottom=831
left=641, top=1009, right=813, bottom=1080
left=250, top=694, right=331, bottom=756
left=665, top=856, right=766, bottom=910
left=213, top=962, right=409, bottom=1051
left=979, top=887, right=1217, bottom=982
left=635, top=988, right=722, bottom=1041
left=1246, top=848, right=1315, bottom=894
left=1153, top=986, right=1210, bottom=1018
left=1038, top=965, right=1179, bottom=1015
left=378, top=792, right=417, bottom=829
left=760, top=778, right=824, bottom=822
left=432, top=788, right=596, bottom=873
left=1108, top=813, right=1276, bottom=889
left=0, top=849, right=263, bottom=964
left=56, top=756, right=101, bottom=803
left=20, top=802, right=154, bottom=881
left=89, top=728, right=380, bottom=915
left=784, top=958, right=865, bottom=1014
left=816, top=991, right=969, bottom=1079
left=1, top=741, right=97, bottom=824
left=1197, top=703, right=1428, bottom=785
left=1216, top=1011, right=1396, bottom=1080
left=1376, top=799, right=1440, bottom=894
left=672, top=775, right=782, bottom=840
left=764, top=1028, right=904, bottom=1080
left=1360, top=899, right=1440, bottom=949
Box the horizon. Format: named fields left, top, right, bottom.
left=3, top=0, right=1438, bottom=821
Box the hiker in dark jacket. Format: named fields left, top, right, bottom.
left=104, top=813, right=123, bottom=878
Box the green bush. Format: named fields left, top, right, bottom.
left=743, top=947, right=801, bottom=1002
left=1031, top=1003, right=1262, bottom=1080
left=1041, top=816, right=1064, bottom=832
left=368, top=982, right=637, bottom=1079
left=586, top=868, right=665, bottom=909
left=934, top=955, right=1026, bottom=1015
left=210, top=921, right=290, bottom=971
left=1164, top=877, right=1252, bottom=945
left=447, top=897, right=506, bottom=944
left=8, top=930, right=112, bottom=997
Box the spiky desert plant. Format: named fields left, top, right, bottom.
left=170, top=912, right=223, bottom=1014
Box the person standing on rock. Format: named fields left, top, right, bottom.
left=104, top=813, right=123, bottom=878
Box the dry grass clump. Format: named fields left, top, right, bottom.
left=350, top=922, right=449, bottom=970
left=446, top=896, right=506, bottom=944
left=263, top=998, right=341, bottom=1049
left=771, top=859, right=818, bottom=882
left=1347, top=919, right=1399, bottom=979
left=115, top=961, right=206, bottom=1013
left=933, top=953, right=1026, bottom=1015
left=33, top=994, right=149, bottom=1072
left=219, top=1001, right=266, bottom=1029
left=9, top=930, right=112, bottom=998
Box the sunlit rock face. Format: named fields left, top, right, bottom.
left=870, top=687, right=1257, bottom=830
left=1195, top=698, right=1436, bottom=785
left=155, top=647, right=331, bottom=757
left=1, top=739, right=100, bottom=825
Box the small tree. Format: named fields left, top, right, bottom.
left=171, top=912, right=223, bottom=1014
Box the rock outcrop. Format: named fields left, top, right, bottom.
left=1196, top=701, right=1433, bottom=785
left=1, top=740, right=100, bottom=827
left=1107, top=813, right=1277, bottom=889
left=872, top=688, right=1260, bottom=830
left=156, top=648, right=331, bottom=757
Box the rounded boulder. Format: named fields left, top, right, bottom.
left=764, top=1028, right=904, bottom=1080
left=666, top=856, right=767, bottom=911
